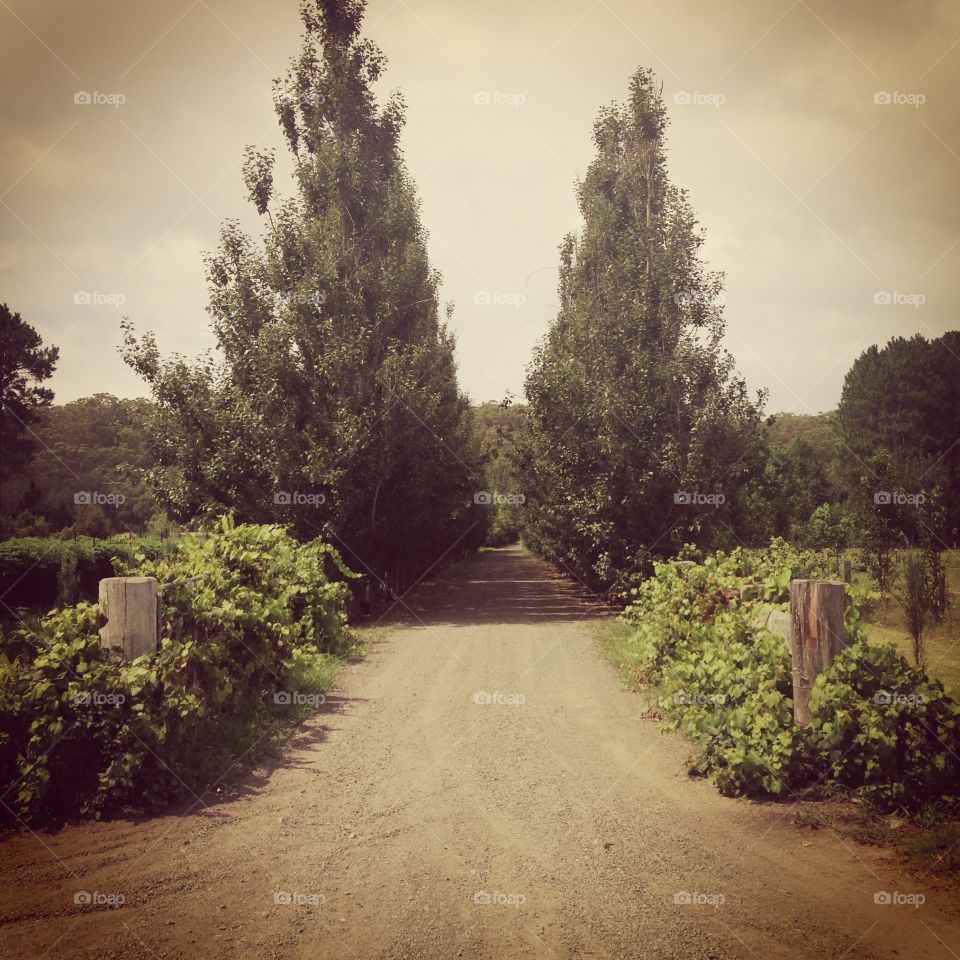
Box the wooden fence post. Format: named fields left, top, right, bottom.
left=788, top=579, right=846, bottom=724
left=99, top=577, right=159, bottom=660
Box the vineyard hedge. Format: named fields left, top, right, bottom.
left=0, top=519, right=355, bottom=825
left=0, top=535, right=171, bottom=612
left=621, top=539, right=960, bottom=810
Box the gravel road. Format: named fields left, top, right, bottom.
left=1, top=546, right=958, bottom=959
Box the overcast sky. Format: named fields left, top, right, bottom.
left=1, top=0, right=957, bottom=416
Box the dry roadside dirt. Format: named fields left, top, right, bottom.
left=1, top=545, right=958, bottom=960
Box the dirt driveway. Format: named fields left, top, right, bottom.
left=1, top=546, right=958, bottom=959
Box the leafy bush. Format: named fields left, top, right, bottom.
left=622, top=541, right=827, bottom=795
left=808, top=638, right=960, bottom=809
left=923, top=547, right=949, bottom=626
left=656, top=609, right=804, bottom=795
left=620, top=538, right=960, bottom=809
left=0, top=519, right=354, bottom=824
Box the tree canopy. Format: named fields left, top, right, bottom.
left=0, top=303, right=58, bottom=482
left=837, top=332, right=960, bottom=544
left=0, top=394, right=158, bottom=537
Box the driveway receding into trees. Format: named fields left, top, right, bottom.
left=1, top=546, right=958, bottom=959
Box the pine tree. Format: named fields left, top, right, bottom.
left=0, top=303, right=58, bottom=482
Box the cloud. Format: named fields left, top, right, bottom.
left=1, top=0, right=957, bottom=412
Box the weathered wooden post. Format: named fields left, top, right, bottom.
left=788, top=580, right=845, bottom=724
left=98, top=577, right=159, bottom=659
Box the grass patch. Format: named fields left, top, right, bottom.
left=794, top=801, right=960, bottom=882
left=593, top=619, right=647, bottom=691
left=278, top=647, right=343, bottom=721
left=904, top=823, right=960, bottom=876
left=856, top=549, right=960, bottom=697
left=130, top=647, right=348, bottom=813
left=348, top=625, right=393, bottom=654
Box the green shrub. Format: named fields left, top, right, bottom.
left=621, top=540, right=830, bottom=795
left=657, top=612, right=803, bottom=795
left=620, top=538, right=960, bottom=809
left=0, top=518, right=355, bottom=824
left=622, top=538, right=829, bottom=674
left=808, top=638, right=960, bottom=810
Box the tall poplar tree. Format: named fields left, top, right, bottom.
left=123, top=0, right=483, bottom=589
left=522, top=69, right=765, bottom=593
